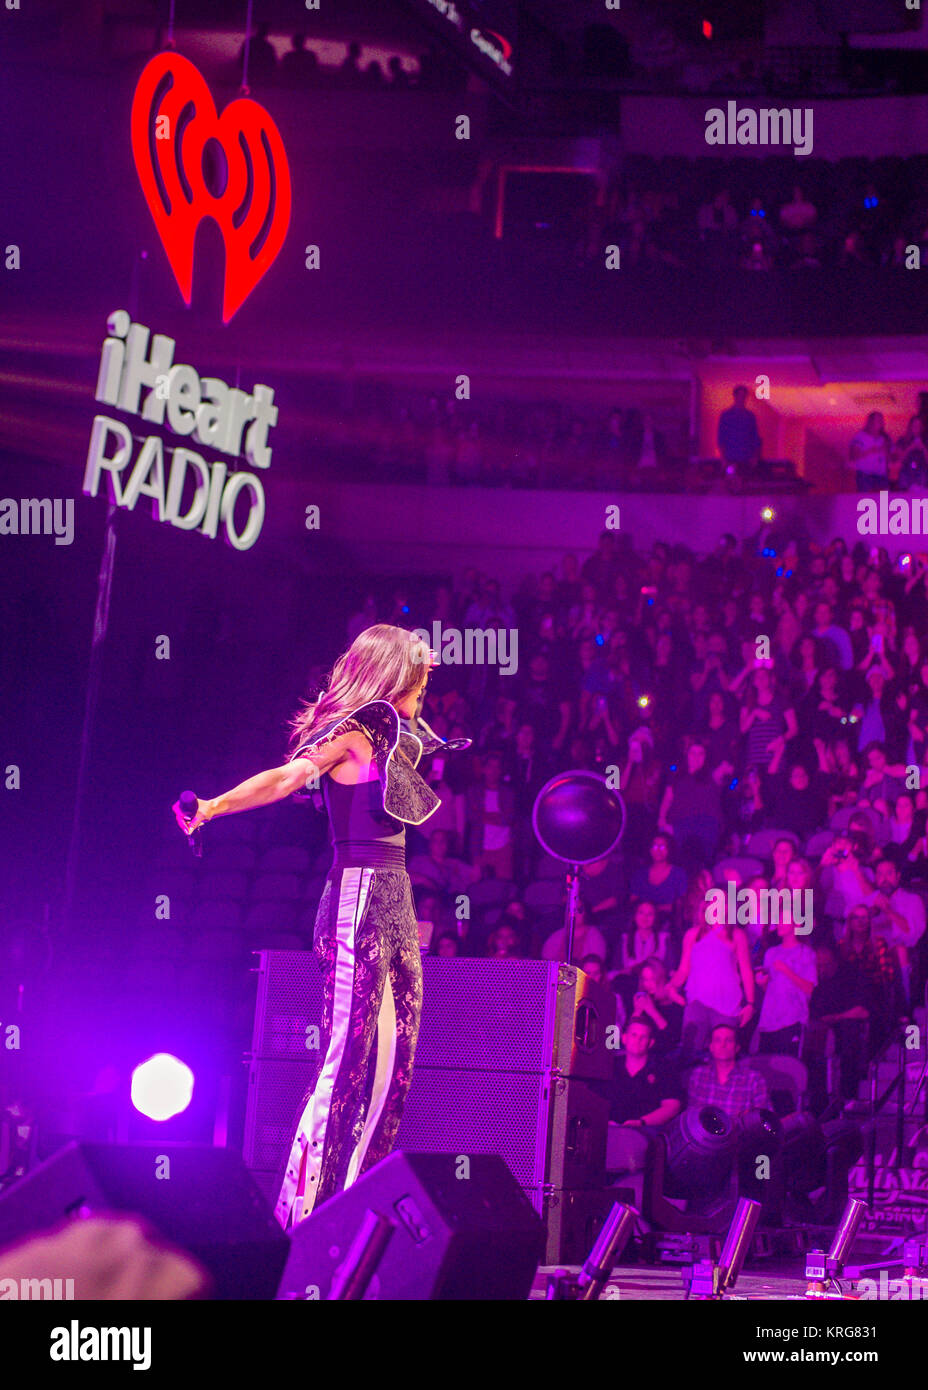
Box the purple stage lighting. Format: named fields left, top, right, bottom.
left=131, top=1054, right=195, bottom=1121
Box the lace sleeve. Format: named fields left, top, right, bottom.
left=289, top=718, right=371, bottom=798
left=290, top=716, right=367, bottom=764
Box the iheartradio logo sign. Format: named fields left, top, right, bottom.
left=131, top=52, right=292, bottom=322
left=469, top=28, right=514, bottom=77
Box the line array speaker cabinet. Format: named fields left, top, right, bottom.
left=244, top=953, right=614, bottom=1262
left=278, top=1151, right=544, bottom=1300
left=249, top=953, right=613, bottom=1073
left=0, top=1142, right=288, bottom=1299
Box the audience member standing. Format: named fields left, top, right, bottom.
left=717, top=386, right=761, bottom=476
left=850, top=412, right=892, bottom=491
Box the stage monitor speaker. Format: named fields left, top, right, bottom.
left=0, top=1142, right=288, bottom=1300
left=277, top=1151, right=544, bottom=1300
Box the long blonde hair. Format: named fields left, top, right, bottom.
left=288, top=624, right=429, bottom=753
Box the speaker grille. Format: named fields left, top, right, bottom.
left=244, top=1060, right=549, bottom=1189
left=397, top=1068, right=550, bottom=1190
left=250, top=950, right=325, bottom=1060
left=243, top=1059, right=321, bottom=1172
left=251, top=952, right=612, bottom=1075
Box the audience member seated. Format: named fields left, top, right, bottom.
left=541, top=900, right=608, bottom=965
left=630, top=958, right=685, bottom=1058
left=819, top=833, right=875, bottom=922
left=485, top=922, right=523, bottom=959
left=687, top=1022, right=771, bottom=1118
left=600, top=1016, right=683, bottom=1178
left=465, top=752, right=517, bottom=881
left=620, top=899, right=669, bottom=975
left=578, top=853, right=627, bottom=938
left=628, top=831, right=688, bottom=926
left=407, top=828, right=476, bottom=897
left=580, top=953, right=627, bottom=1028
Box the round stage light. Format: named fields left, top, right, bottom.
left=737, top=1107, right=783, bottom=1156
left=532, top=769, right=626, bottom=865
left=130, top=1053, right=195, bottom=1121
left=663, top=1105, right=738, bottom=1200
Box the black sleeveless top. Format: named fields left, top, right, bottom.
left=290, top=700, right=441, bottom=873
left=323, top=775, right=405, bottom=853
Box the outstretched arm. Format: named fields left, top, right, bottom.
left=172, top=730, right=363, bottom=836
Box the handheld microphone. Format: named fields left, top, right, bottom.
left=178, top=789, right=203, bottom=858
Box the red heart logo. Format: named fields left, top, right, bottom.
left=131, top=52, right=291, bottom=323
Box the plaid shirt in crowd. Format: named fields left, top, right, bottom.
left=841, top=936, right=897, bottom=986
left=687, top=1062, right=771, bottom=1118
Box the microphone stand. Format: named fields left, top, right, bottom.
left=564, top=864, right=583, bottom=965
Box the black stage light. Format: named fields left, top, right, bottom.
left=780, top=1111, right=826, bottom=1193
left=736, top=1107, right=783, bottom=1163
left=736, top=1108, right=785, bottom=1212
left=662, top=1105, right=738, bottom=1201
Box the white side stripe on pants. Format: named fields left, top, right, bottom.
left=274, top=867, right=373, bottom=1229
left=345, top=971, right=397, bottom=1187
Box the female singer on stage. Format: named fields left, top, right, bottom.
left=173, top=625, right=440, bottom=1227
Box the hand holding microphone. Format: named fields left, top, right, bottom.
left=172, top=790, right=212, bottom=856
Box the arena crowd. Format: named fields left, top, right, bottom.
left=349, top=527, right=928, bottom=1115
